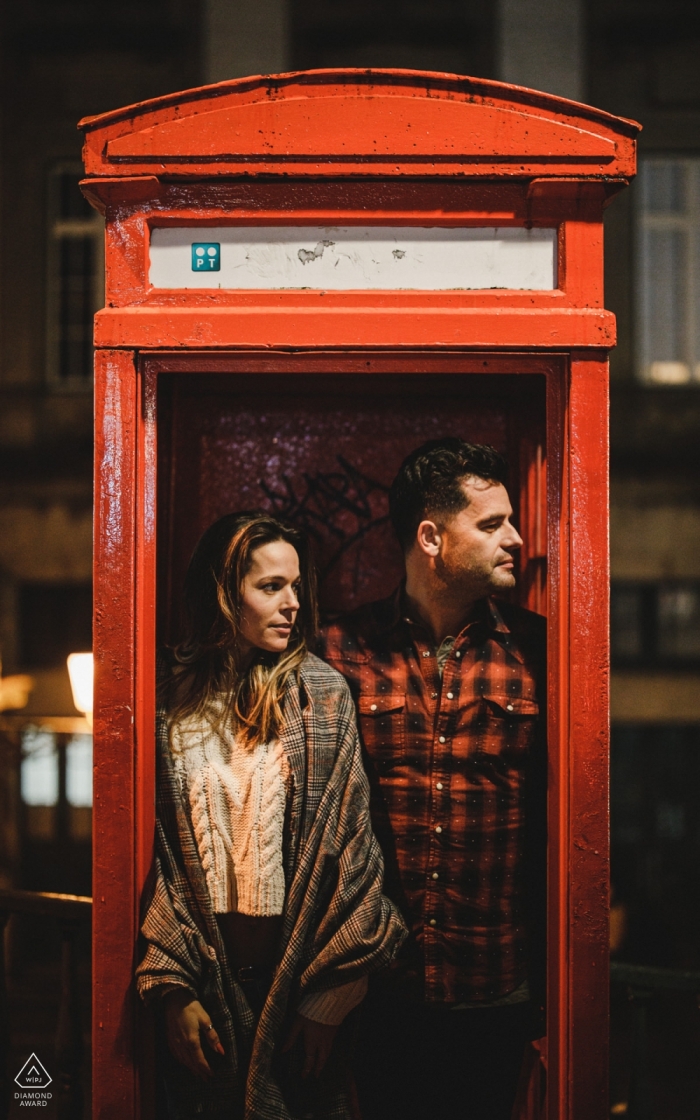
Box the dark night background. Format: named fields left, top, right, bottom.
left=1, top=1, right=699, bottom=1116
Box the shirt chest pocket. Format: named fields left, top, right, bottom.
left=357, top=692, right=406, bottom=768
left=476, top=694, right=540, bottom=764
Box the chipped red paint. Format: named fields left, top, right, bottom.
left=80, top=69, right=637, bottom=180
left=84, top=72, right=638, bottom=1120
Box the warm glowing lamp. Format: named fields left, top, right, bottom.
left=67, top=652, right=94, bottom=730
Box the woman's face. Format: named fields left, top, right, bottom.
left=238, top=539, right=301, bottom=655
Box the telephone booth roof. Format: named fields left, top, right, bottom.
left=80, top=68, right=639, bottom=181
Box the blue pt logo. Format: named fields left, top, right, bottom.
left=192, top=243, right=220, bottom=271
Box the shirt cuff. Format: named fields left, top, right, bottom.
left=298, top=976, right=368, bottom=1026
left=137, top=981, right=197, bottom=1008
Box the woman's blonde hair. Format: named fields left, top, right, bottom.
left=167, top=511, right=318, bottom=749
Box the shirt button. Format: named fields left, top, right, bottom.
left=506, top=703, right=514, bottom=711
left=422, top=651, right=430, bottom=658
left=446, top=692, right=454, bottom=700
left=429, top=919, right=437, bottom=927
left=431, top=692, right=438, bottom=699
left=432, top=872, right=439, bottom=880
left=439, top=735, right=446, bottom=743
left=370, top=703, right=377, bottom=711
left=435, top=825, right=442, bottom=834
left=436, top=782, right=443, bottom=790
left=455, top=651, right=461, bottom=658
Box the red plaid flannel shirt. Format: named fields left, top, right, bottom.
left=320, top=588, right=546, bottom=1004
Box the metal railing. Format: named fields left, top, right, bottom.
left=610, top=960, right=700, bottom=1120
left=0, top=888, right=92, bottom=1120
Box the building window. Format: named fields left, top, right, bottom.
left=46, top=163, right=104, bottom=386
left=636, top=157, right=700, bottom=386
left=611, top=581, right=700, bottom=667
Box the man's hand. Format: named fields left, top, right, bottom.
left=163, top=988, right=225, bottom=1080
left=282, top=1013, right=339, bottom=1078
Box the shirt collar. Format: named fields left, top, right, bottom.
left=388, top=584, right=512, bottom=640
left=483, top=597, right=511, bottom=635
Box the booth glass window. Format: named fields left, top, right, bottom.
left=46, top=162, right=104, bottom=386
left=636, top=157, right=700, bottom=386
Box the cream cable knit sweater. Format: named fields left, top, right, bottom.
left=171, top=708, right=367, bottom=1025
left=172, top=711, right=288, bottom=917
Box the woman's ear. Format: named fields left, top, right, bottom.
left=415, top=519, right=441, bottom=557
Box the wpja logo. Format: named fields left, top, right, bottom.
left=14, top=1055, right=53, bottom=1107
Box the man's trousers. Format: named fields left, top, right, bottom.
left=353, top=989, right=531, bottom=1120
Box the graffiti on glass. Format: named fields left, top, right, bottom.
left=259, top=456, right=390, bottom=579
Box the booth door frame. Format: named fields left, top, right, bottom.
left=92, top=348, right=609, bottom=1120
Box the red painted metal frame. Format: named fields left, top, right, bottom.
left=93, top=350, right=608, bottom=1120
left=80, top=69, right=637, bottom=181
left=86, top=71, right=629, bottom=1120
left=84, top=177, right=614, bottom=351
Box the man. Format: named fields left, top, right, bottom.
left=320, top=438, right=546, bottom=1120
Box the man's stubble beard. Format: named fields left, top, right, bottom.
left=489, top=566, right=517, bottom=592
left=440, top=557, right=515, bottom=602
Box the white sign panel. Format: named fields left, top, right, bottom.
left=149, top=226, right=557, bottom=290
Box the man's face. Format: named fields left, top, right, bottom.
left=435, top=477, right=523, bottom=598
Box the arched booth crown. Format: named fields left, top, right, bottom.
left=81, top=68, right=636, bottom=176
left=82, top=70, right=639, bottom=1120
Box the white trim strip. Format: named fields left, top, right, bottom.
left=149, top=226, right=557, bottom=290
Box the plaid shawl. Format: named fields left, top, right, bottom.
left=136, top=652, right=407, bottom=1120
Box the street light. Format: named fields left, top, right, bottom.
left=67, top=652, right=93, bottom=730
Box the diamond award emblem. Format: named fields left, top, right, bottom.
left=15, top=1053, right=52, bottom=1089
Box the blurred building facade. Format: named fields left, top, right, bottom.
left=0, top=0, right=201, bottom=895
left=0, top=0, right=699, bottom=962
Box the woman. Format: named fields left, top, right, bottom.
left=136, top=512, right=406, bottom=1120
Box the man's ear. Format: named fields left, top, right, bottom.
left=415, top=519, right=441, bottom=557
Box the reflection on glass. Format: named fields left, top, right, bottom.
left=637, top=157, right=700, bottom=384
left=20, top=728, right=59, bottom=806
left=644, top=228, right=687, bottom=367
left=611, top=586, right=644, bottom=660
left=66, top=733, right=93, bottom=808
left=658, top=585, right=700, bottom=659
left=642, top=161, right=686, bottom=213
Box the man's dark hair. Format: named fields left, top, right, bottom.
left=389, top=438, right=509, bottom=552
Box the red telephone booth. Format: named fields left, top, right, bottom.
left=80, top=70, right=639, bottom=1119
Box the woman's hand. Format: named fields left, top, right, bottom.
left=163, top=987, right=225, bottom=1080
left=282, top=1013, right=339, bottom=1078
